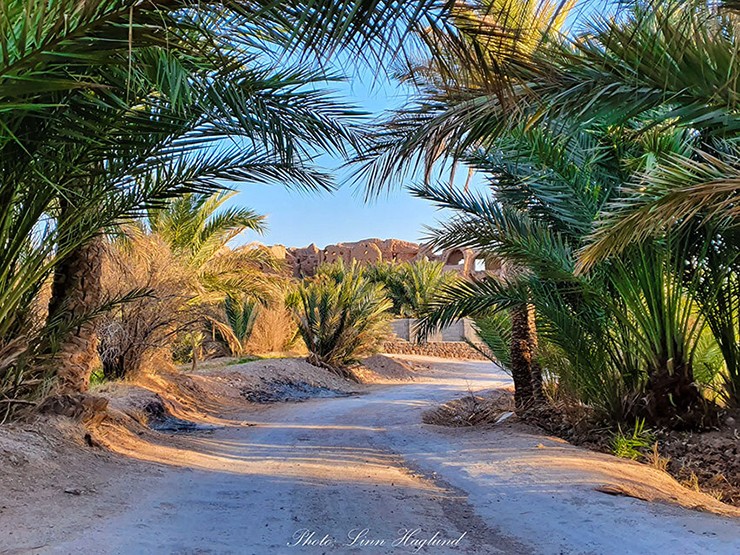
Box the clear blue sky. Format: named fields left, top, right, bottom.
left=227, top=71, right=459, bottom=249
left=231, top=181, right=444, bottom=249
left=224, top=0, right=612, bottom=249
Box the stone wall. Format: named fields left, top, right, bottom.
left=381, top=340, right=492, bottom=361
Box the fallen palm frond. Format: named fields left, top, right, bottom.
left=422, top=388, right=515, bottom=426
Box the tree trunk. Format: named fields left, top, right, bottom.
left=47, top=235, right=105, bottom=394
left=191, top=335, right=199, bottom=372
left=526, top=304, right=544, bottom=403
left=102, top=353, right=125, bottom=381
left=501, top=260, right=543, bottom=412
left=510, top=304, right=535, bottom=412
left=645, top=362, right=705, bottom=428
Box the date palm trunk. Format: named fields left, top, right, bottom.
left=509, top=303, right=544, bottom=412
left=47, top=234, right=105, bottom=394
left=502, top=259, right=543, bottom=412
left=526, top=304, right=544, bottom=403
left=509, top=304, right=535, bottom=411
left=645, top=359, right=703, bottom=427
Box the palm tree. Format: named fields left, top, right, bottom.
left=148, top=192, right=277, bottom=300
left=287, top=262, right=392, bottom=378
left=354, top=0, right=740, bottom=419
left=411, top=125, right=712, bottom=424
left=1, top=0, right=457, bottom=405
left=214, top=295, right=261, bottom=357
left=401, top=260, right=461, bottom=318
left=354, top=0, right=574, bottom=196
left=514, top=0, right=740, bottom=408
left=364, top=259, right=459, bottom=318
left=554, top=0, right=740, bottom=267
left=2, top=42, right=351, bottom=396
left=99, top=191, right=278, bottom=378
left=355, top=0, right=575, bottom=410
left=362, top=0, right=740, bottom=267
left=40, top=61, right=354, bottom=394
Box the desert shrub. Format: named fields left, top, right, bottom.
left=287, top=262, right=392, bottom=375
left=98, top=233, right=195, bottom=380
left=171, top=331, right=211, bottom=365
left=96, top=190, right=282, bottom=378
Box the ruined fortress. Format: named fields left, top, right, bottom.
left=264, top=238, right=500, bottom=278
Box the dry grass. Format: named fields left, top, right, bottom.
left=681, top=472, right=703, bottom=493
left=679, top=471, right=729, bottom=502
left=245, top=305, right=302, bottom=354
left=98, top=232, right=195, bottom=379
left=645, top=442, right=671, bottom=472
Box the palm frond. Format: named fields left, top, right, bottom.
left=416, top=275, right=526, bottom=340
left=579, top=150, right=740, bottom=270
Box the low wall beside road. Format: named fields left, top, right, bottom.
left=388, top=318, right=480, bottom=343
left=382, top=319, right=492, bottom=361
left=381, top=340, right=490, bottom=361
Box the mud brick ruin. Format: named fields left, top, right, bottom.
left=263, top=238, right=500, bottom=278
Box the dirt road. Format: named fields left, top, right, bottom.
left=5, top=357, right=740, bottom=554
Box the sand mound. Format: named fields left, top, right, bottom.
left=0, top=414, right=139, bottom=544
left=354, top=354, right=417, bottom=383
left=218, top=357, right=363, bottom=397
left=422, top=389, right=740, bottom=517
left=96, top=357, right=361, bottom=422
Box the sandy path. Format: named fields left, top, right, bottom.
left=6, top=357, right=740, bottom=554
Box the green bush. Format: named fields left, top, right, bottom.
left=287, top=262, right=392, bottom=374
